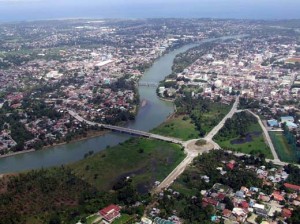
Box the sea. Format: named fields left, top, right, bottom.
left=0, top=0, right=300, bottom=23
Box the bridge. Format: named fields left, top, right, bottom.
left=69, top=96, right=291, bottom=194
left=68, top=110, right=184, bottom=145
left=138, top=82, right=159, bottom=87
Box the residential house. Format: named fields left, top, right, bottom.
left=99, top=204, right=121, bottom=223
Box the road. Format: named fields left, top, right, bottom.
left=205, top=96, right=240, bottom=141
left=68, top=110, right=184, bottom=145
left=153, top=140, right=214, bottom=194
left=245, top=109, right=280, bottom=161
left=68, top=97, right=291, bottom=194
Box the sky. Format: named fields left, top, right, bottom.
left=0, top=0, right=300, bottom=22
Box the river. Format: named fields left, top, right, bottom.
left=0, top=36, right=239, bottom=174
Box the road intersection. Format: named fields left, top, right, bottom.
left=69, top=96, right=289, bottom=193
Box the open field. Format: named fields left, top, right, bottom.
left=86, top=214, right=101, bottom=224
left=113, top=214, right=134, bottom=224
left=269, top=132, right=297, bottom=163
left=70, top=138, right=185, bottom=192
left=199, top=103, right=232, bottom=134
left=151, top=115, right=199, bottom=141
left=215, top=122, right=273, bottom=159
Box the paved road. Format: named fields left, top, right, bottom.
left=68, top=110, right=184, bottom=145
left=153, top=140, right=214, bottom=193
left=245, top=109, right=280, bottom=161
left=205, top=97, right=240, bottom=141
left=68, top=99, right=292, bottom=195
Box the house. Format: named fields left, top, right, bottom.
left=253, top=203, right=269, bottom=217
left=202, top=197, right=219, bottom=208
left=285, top=121, right=298, bottom=129
left=227, top=162, right=234, bottom=170
left=222, top=209, right=232, bottom=218
left=240, top=201, right=249, bottom=209
left=267, top=119, right=279, bottom=127
left=99, top=204, right=121, bottom=223
left=284, top=183, right=300, bottom=192
left=235, top=191, right=245, bottom=198
left=281, top=116, right=294, bottom=123
left=153, top=217, right=174, bottom=224
left=272, top=191, right=284, bottom=201
left=282, top=208, right=292, bottom=219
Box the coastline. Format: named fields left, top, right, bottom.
left=0, top=129, right=109, bottom=159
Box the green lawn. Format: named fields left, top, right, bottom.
left=113, top=214, right=134, bottom=224
left=151, top=115, right=199, bottom=141
left=269, top=132, right=297, bottom=163
left=216, top=123, right=273, bottom=159
left=86, top=214, right=101, bottom=224
left=70, top=138, right=185, bottom=191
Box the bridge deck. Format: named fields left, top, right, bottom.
left=68, top=110, right=183, bottom=145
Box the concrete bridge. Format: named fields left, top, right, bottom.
left=138, top=82, right=159, bottom=87
left=68, top=110, right=184, bottom=145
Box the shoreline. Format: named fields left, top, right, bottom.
left=158, top=96, right=175, bottom=102
left=0, top=129, right=109, bottom=159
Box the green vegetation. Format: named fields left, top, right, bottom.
left=151, top=115, right=199, bottom=141
left=195, top=139, right=207, bottom=146
left=113, top=214, right=134, bottom=224
left=239, top=97, right=260, bottom=109
left=285, top=164, right=300, bottom=185
left=0, top=167, right=99, bottom=224
left=214, top=111, right=273, bottom=159
left=269, top=132, right=298, bottom=163
left=0, top=138, right=185, bottom=223
left=153, top=150, right=264, bottom=223
left=71, top=138, right=185, bottom=191
left=171, top=43, right=215, bottom=75
left=86, top=214, right=101, bottom=224
left=175, top=95, right=232, bottom=137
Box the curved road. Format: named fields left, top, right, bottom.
left=69, top=97, right=286, bottom=194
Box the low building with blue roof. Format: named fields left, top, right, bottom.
left=267, top=119, right=279, bottom=127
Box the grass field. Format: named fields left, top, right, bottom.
left=269, top=132, right=297, bottom=163
left=200, top=103, right=231, bottom=134
left=216, top=123, right=273, bottom=159
left=70, top=138, right=185, bottom=192
left=86, top=214, right=101, bottom=224
left=151, top=115, right=199, bottom=140
left=113, top=214, right=134, bottom=224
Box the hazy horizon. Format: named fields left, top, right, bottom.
left=0, top=0, right=300, bottom=22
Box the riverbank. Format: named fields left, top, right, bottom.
left=0, top=149, right=36, bottom=159
left=0, top=129, right=109, bottom=159
left=0, top=41, right=203, bottom=174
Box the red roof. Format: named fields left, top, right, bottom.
left=217, top=193, right=225, bottom=201
left=282, top=208, right=292, bottom=218
left=99, top=204, right=121, bottom=222
left=272, top=191, right=284, bottom=201
left=202, top=197, right=218, bottom=207
left=284, top=183, right=300, bottom=191
left=240, top=201, right=249, bottom=209
left=227, top=163, right=234, bottom=170
left=222, top=209, right=232, bottom=217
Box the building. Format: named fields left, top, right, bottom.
left=284, top=183, right=300, bottom=192
left=281, top=116, right=294, bottom=123
left=267, top=119, right=279, bottom=127
left=99, top=204, right=121, bottom=223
